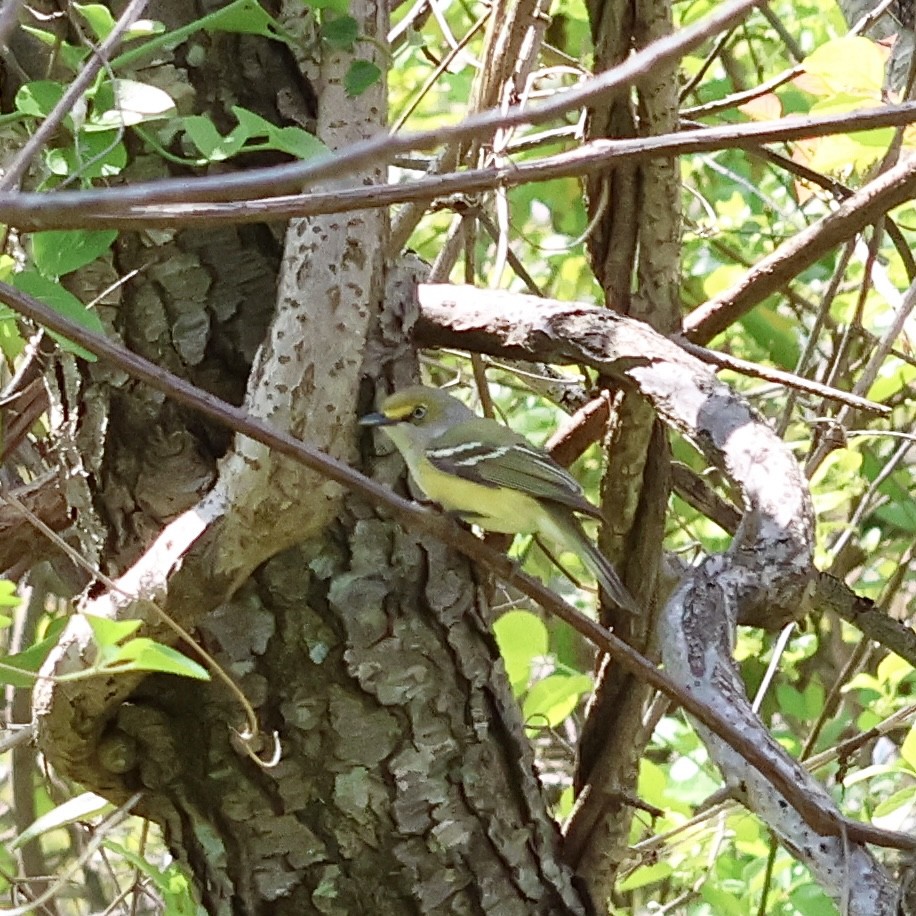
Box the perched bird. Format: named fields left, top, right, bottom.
left=360, top=385, right=640, bottom=614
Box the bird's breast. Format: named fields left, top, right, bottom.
left=413, top=458, right=543, bottom=534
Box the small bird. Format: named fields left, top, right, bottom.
left=360, top=385, right=640, bottom=614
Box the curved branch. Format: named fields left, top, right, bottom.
left=415, top=283, right=898, bottom=913
left=1, top=278, right=891, bottom=848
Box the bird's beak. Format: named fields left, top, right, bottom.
left=359, top=411, right=395, bottom=427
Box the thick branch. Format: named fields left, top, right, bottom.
left=1, top=278, right=889, bottom=844
left=415, top=284, right=899, bottom=911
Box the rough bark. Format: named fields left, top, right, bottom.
left=574, top=0, right=683, bottom=898
left=23, top=3, right=590, bottom=911
left=416, top=284, right=898, bottom=914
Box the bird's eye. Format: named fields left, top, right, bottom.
left=411, top=404, right=427, bottom=421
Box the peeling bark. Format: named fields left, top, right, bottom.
left=416, top=285, right=898, bottom=913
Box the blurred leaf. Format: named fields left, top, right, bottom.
left=202, top=0, right=286, bottom=39
left=617, top=861, right=674, bottom=892
left=0, top=618, right=67, bottom=688
left=873, top=784, right=916, bottom=819
left=522, top=673, right=592, bottom=729
left=788, top=882, right=843, bottom=916
left=321, top=15, right=359, bottom=49
left=12, top=793, right=111, bottom=850
left=345, top=60, right=382, bottom=97
left=87, top=79, right=176, bottom=130
left=739, top=304, right=801, bottom=369
left=104, top=842, right=202, bottom=916
left=493, top=610, right=549, bottom=694
left=11, top=270, right=104, bottom=361
left=699, top=883, right=746, bottom=916
left=31, top=230, right=117, bottom=278
left=804, top=36, right=885, bottom=97
left=0, top=579, right=20, bottom=609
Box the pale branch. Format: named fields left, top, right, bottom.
left=670, top=461, right=916, bottom=672
left=0, top=103, right=914, bottom=231
left=685, top=154, right=916, bottom=344
left=0, top=0, right=760, bottom=223
left=1, top=277, right=901, bottom=847
left=414, top=283, right=904, bottom=909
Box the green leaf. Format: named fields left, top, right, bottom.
left=73, top=3, right=116, bottom=40
left=617, top=861, right=674, bottom=892
left=12, top=792, right=111, bottom=850
left=321, top=15, right=359, bottom=49
left=15, top=81, right=65, bottom=118
left=46, top=129, right=127, bottom=179
left=202, top=0, right=286, bottom=39
left=700, top=883, right=750, bottom=916
left=345, top=60, right=382, bottom=98
left=868, top=359, right=916, bottom=403
left=493, top=610, right=549, bottom=694
left=101, top=638, right=209, bottom=680
left=522, top=673, right=592, bottom=729
left=231, top=107, right=328, bottom=158
left=804, top=36, right=885, bottom=98
left=184, top=109, right=328, bottom=162
left=873, top=784, right=916, bottom=818
left=86, top=79, right=176, bottom=131
left=788, top=883, right=841, bottom=916
left=182, top=115, right=246, bottom=161
left=123, top=19, right=167, bottom=41
left=0, top=618, right=67, bottom=688
left=11, top=271, right=105, bottom=361
left=0, top=313, right=25, bottom=361
left=0, top=579, right=20, bottom=608
left=84, top=615, right=143, bottom=656
left=31, top=230, right=118, bottom=278
left=739, top=304, right=801, bottom=369
left=267, top=126, right=329, bottom=160
left=103, top=842, right=201, bottom=916
left=876, top=652, right=914, bottom=690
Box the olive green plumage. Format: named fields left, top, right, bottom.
left=361, top=385, right=639, bottom=615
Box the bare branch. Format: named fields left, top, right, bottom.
left=0, top=103, right=914, bottom=231
left=0, top=276, right=895, bottom=844
left=0, top=0, right=761, bottom=223
left=685, top=154, right=916, bottom=343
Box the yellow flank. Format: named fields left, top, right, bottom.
left=413, top=456, right=544, bottom=534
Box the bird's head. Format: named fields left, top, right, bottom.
left=359, top=385, right=474, bottom=444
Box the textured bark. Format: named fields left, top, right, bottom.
left=109, top=517, right=586, bottom=915
left=23, top=3, right=589, bottom=912
left=575, top=0, right=682, bottom=899
left=416, top=285, right=898, bottom=913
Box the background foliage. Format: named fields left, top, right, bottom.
left=1, top=0, right=915, bottom=913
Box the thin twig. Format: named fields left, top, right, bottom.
left=1, top=0, right=149, bottom=191
left=0, top=276, right=900, bottom=845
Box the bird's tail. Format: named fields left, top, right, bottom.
left=544, top=510, right=641, bottom=615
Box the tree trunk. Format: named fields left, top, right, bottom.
left=20, top=1, right=590, bottom=912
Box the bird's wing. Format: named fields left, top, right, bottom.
left=425, top=419, right=602, bottom=519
